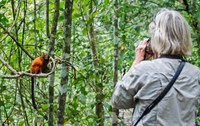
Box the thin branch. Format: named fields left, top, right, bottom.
left=46, top=0, right=50, bottom=38
left=33, top=0, right=37, bottom=56
left=2, top=80, right=18, bottom=124
left=55, top=58, right=76, bottom=71
left=0, top=2, right=23, bottom=43
left=18, top=79, right=30, bottom=126
left=0, top=23, right=34, bottom=60
left=0, top=56, right=76, bottom=80
left=1, top=57, right=56, bottom=79
left=182, top=0, right=189, bottom=12
left=0, top=57, right=18, bottom=74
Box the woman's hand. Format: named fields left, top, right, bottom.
left=132, top=39, right=152, bottom=67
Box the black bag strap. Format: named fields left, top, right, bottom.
left=134, top=61, right=185, bottom=126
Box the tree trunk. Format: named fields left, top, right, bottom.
left=112, top=0, right=119, bottom=125
left=46, top=0, right=50, bottom=38
left=33, top=0, right=37, bottom=56
left=88, top=1, right=104, bottom=125
left=56, top=0, right=73, bottom=125
left=33, top=0, right=38, bottom=125
left=48, top=0, right=60, bottom=125
left=18, top=79, right=30, bottom=126
left=11, top=0, right=29, bottom=125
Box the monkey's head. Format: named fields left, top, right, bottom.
left=41, top=54, right=50, bottom=63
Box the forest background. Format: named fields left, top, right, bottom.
left=0, top=0, right=200, bottom=125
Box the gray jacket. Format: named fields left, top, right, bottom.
left=112, top=58, right=200, bottom=126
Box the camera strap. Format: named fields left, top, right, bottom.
left=133, top=60, right=185, bottom=126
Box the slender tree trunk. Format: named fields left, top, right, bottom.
left=11, top=0, right=29, bottom=125
left=18, top=79, right=30, bottom=126
left=46, top=0, right=50, bottom=38
left=88, top=1, right=104, bottom=125
left=33, top=0, right=37, bottom=55
left=48, top=0, right=60, bottom=125
left=56, top=0, right=73, bottom=125
left=11, top=0, right=18, bottom=41
left=33, top=0, right=38, bottom=125
left=112, top=0, right=119, bottom=125
left=22, top=0, right=27, bottom=45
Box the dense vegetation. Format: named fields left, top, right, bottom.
left=0, top=0, right=199, bottom=125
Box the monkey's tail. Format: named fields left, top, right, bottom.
left=31, top=77, right=37, bottom=110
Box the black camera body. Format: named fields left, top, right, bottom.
left=145, top=38, right=153, bottom=55
left=144, top=38, right=153, bottom=60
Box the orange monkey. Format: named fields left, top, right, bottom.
left=30, top=54, right=50, bottom=109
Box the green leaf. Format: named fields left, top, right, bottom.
left=18, top=120, right=25, bottom=126
left=78, top=94, right=86, bottom=104
left=41, top=104, right=49, bottom=109
left=0, top=86, right=6, bottom=93
left=0, top=100, right=3, bottom=106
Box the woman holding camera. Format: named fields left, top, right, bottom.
left=112, top=9, right=200, bottom=126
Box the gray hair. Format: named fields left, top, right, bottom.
left=149, top=9, right=192, bottom=56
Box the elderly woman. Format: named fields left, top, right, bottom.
left=112, top=9, right=200, bottom=126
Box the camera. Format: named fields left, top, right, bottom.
left=145, top=38, right=153, bottom=55
left=144, top=38, right=153, bottom=60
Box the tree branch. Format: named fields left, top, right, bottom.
left=0, top=57, right=18, bottom=74
left=0, top=23, right=34, bottom=60
left=1, top=57, right=56, bottom=79
left=182, top=0, right=189, bottom=12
